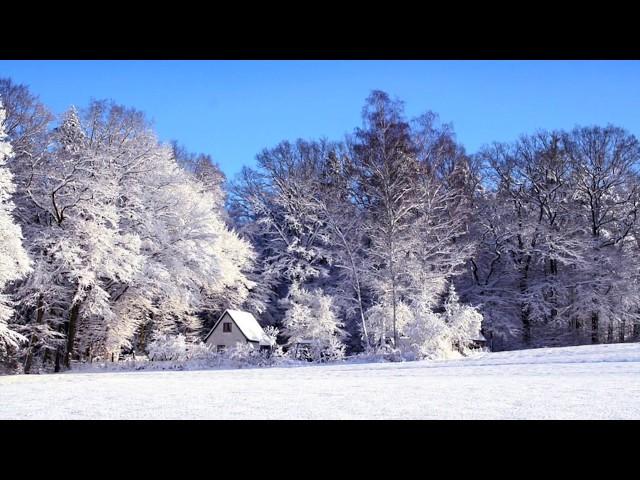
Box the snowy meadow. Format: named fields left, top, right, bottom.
left=2, top=343, right=639, bottom=419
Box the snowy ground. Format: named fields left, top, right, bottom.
left=2, top=343, right=640, bottom=419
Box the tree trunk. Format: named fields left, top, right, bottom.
left=357, top=290, right=368, bottom=349
left=138, top=322, right=147, bottom=351
left=518, top=244, right=532, bottom=346
left=549, top=259, right=558, bottom=320
left=23, top=295, right=45, bottom=374
left=619, top=319, right=626, bottom=343
left=391, top=281, right=398, bottom=348
left=63, top=302, right=81, bottom=369
left=349, top=261, right=368, bottom=348
left=520, top=278, right=530, bottom=346
left=54, top=348, right=61, bottom=373
left=389, top=243, right=398, bottom=348
left=591, top=311, right=599, bottom=344
left=521, top=308, right=531, bottom=346
left=41, top=348, right=49, bottom=370
left=334, top=226, right=369, bottom=349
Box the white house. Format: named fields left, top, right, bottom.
left=204, top=309, right=274, bottom=352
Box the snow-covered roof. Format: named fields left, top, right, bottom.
left=474, top=332, right=487, bottom=342
left=206, top=309, right=274, bottom=346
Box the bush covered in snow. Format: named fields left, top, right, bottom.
left=363, top=285, right=484, bottom=361
left=401, top=286, right=482, bottom=359
left=281, top=284, right=347, bottom=362
left=442, top=286, right=484, bottom=355
left=87, top=328, right=292, bottom=371
left=74, top=341, right=295, bottom=373
left=147, top=334, right=212, bottom=362
left=365, top=302, right=414, bottom=350
left=224, top=342, right=291, bottom=368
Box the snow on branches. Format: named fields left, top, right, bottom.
left=0, top=99, right=30, bottom=353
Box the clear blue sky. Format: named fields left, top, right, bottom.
left=1, top=60, right=639, bottom=178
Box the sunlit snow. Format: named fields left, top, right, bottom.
left=2, top=342, right=639, bottom=419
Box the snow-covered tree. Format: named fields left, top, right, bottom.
left=0, top=99, right=31, bottom=354
left=465, top=127, right=640, bottom=349
left=441, top=285, right=483, bottom=353
left=1, top=96, right=255, bottom=370
left=281, top=283, right=346, bottom=361
left=564, top=125, right=640, bottom=344
left=399, top=285, right=483, bottom=359
left=311, top=146, right=371, bottom=350
left=349, top=91, right=422, bottom=348
left=365, top=301, right=414, bottom=351
left=230, top=91, right=481, bottom=354
left=11, top=105, right=144, bottom=368
left=349, top=92, right=475, bottom=350
left=80, top=102, right=254, bottom=355
left=0, top=79, right=59, bottom=371
left=5, top=79, right=640, bottom=374
left=228, top=140, right=342, bottom=334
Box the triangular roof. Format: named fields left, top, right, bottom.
left=474, top=332, right=487, bottom=342
left=204, top=309, right=274, bottom=346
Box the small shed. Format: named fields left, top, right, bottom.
left=471, top=331, right=488, bottom=349
left=204, top=309, right=274, bottom=353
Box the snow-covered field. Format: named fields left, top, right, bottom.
left=2, top=343, right=640, bottom=419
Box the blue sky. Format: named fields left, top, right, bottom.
left=1, top=60, right=639, bottom=178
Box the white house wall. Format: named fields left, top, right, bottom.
left=205, top=312, right=252, bottom=350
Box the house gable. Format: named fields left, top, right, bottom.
left=204, top=311, right=250, bottom=345
left=204, top=310, right=273, bottom=348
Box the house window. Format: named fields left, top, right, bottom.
left=217, top=345, right=226, bottom=353
left=223, top=322, right=232, bottom=333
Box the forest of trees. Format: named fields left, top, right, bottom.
left=1, top=77, right=639, bottom=374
